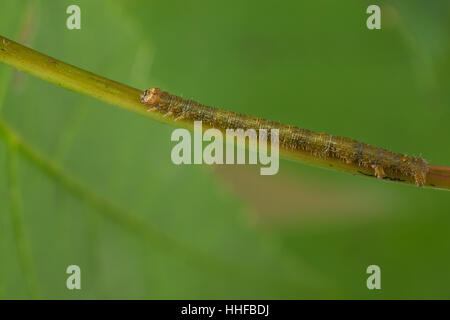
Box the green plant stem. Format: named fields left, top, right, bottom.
left=1, top=34, right=449, bottom=190
left=0, top=35, right=175, bottom=127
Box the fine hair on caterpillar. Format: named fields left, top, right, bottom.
left=141, top=88, right=429, bottom=186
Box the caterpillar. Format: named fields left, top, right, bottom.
left=140, top=88, right=429, bottom=187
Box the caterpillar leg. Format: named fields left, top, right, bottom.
left=163, top=111, right=174, bottom=118
left=371, top=164, right=385, bottom=179
left=412, top=166, right=428, bottom=187
left=174, top=114, right=185, bottom=121
left=408, top=157, right=428, bottom=187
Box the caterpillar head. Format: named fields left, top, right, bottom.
left=141, top=88, right=163, bottom=106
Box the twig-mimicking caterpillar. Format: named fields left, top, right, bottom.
left=141, top=88, right=429, bottom=186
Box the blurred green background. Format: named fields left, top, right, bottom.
left=0, top=0, right=449, bottom=299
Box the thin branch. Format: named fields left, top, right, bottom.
left=427, top=165, right=450, bottom=191
left=0, top=35, right=171, bottom=125
left=0, top=35, right=449, bottom=190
